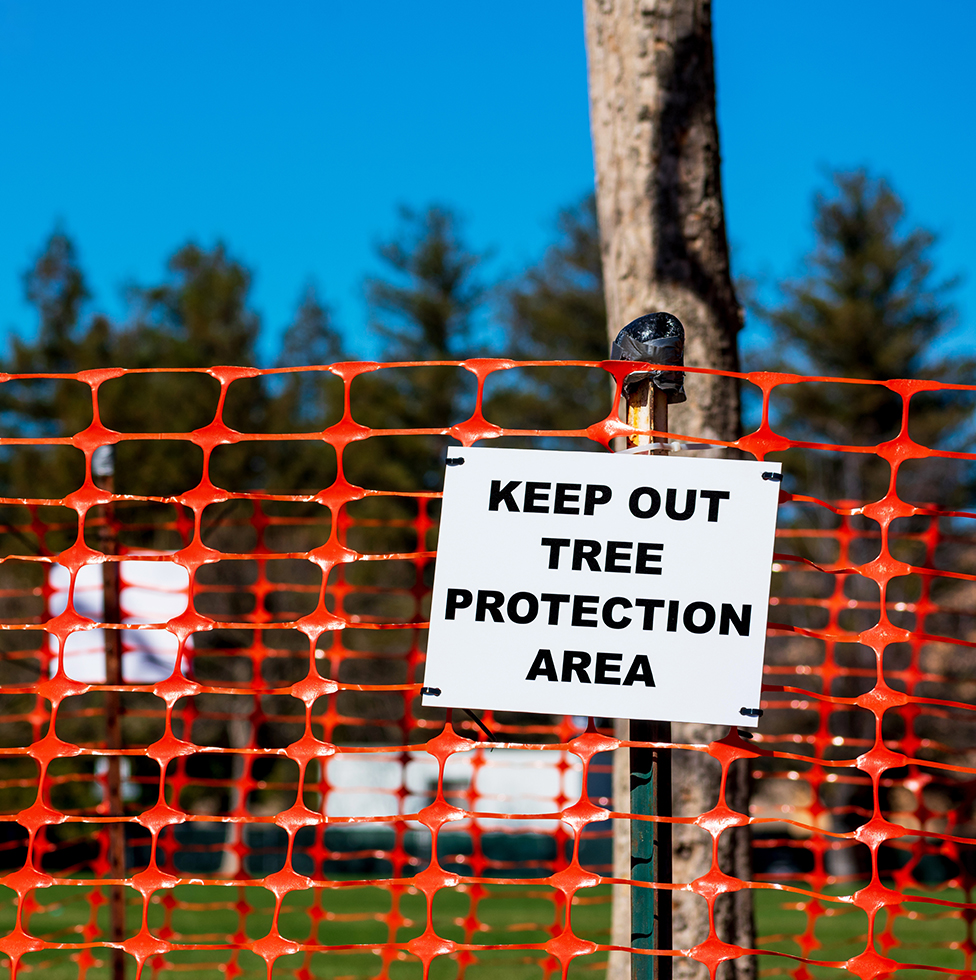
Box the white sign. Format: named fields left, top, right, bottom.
left=423, top=447, right=781, bottom=727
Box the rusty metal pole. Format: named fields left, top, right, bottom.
left=94, top=445, right=127, bottom=980
left=612, top=314, right=686, bottom=980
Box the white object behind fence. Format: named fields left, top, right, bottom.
left=47, top=556, right=192, bottom=683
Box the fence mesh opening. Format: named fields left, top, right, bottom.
left=0, top=360, right=974, bottom=980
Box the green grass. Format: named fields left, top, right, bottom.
left=0, top=882, right=609, bottom=980
left=0, top=882, right=969, bottom=979
left=754, top=884, right=971, bottom=980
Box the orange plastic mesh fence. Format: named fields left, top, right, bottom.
left=0, top=360, right=975, bottom=980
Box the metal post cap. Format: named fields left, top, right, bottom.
left=610, top=312, right=686, bottom=403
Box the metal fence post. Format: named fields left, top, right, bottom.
left=612, top=314, right=686, bottom=980
left=94, top=445, right=127, bottom=980
left=626, top=383, right=672, bottom=980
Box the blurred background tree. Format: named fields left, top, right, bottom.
left=5, top=177, right=971, bottom=542
left=748, top=171, right=976, bottom=884
left=0, top=236, right=347, bottom=504
left=347, top=205, right=487, bottom=494
left=483, top=193, right=609, bottom=443
left=755, top=170, right=974, bottom=505
left=0, top=194, right=612, bottom=504
left=2, top=174, right=974, bottom=875
left=4, top=176, right=970, bottom=582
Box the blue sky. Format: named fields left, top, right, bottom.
left=1, top=0, right=974, bottom=364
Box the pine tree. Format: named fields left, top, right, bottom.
left=108, top=243, right=265, bottom=498
left=485, top=194, right=610, bottom=442
left=760, top=170, right=973, bottom=504
left=754, top=172, right=976, bottom=883
left=261, top=286, right=346, bottom=494
left=278, top=286, right=343, bottom=370
left=124, top=242, right=260, bottom=366
left=349, top=206, right=486, bottom=494
left=17, top=230, right=89, bottom=372
left=1, top=236, right=266, bottom=495
left=1, top=233, right=100, bottom=500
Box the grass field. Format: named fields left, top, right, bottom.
left=754, top=884, right=971, bottom=980
left=0, top=882, right=969, bottom=979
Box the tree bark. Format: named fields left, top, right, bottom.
left=584, top=0, right=740, bottom=441
left=583, top=3, right=753, bottom=980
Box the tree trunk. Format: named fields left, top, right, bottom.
left=583, top=3, right=753, bottom=980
